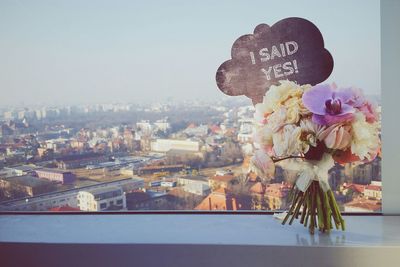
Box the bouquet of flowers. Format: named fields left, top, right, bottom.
left=250, top=80, right=380, bottom=234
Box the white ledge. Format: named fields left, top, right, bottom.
left=1, top=214, right=400, bottom=267
left=0, top=214, right=399, bottom=247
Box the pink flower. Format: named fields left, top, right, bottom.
left=346, top=87, right=366, bottom=108
left=339, top=87, right=378, bottom=123
left=318, top=124, right=352, bottom=150
left=358, top=101, right=378, bottom=123
left=302, top=84, right=355, bottom=125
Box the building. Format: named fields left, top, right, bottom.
left=77, top=186, right=126, bottom=211
left=56, top=153, right=108, bottom=169
left=120, top=167, right=135, bottom=177
left=154, top=119, right=170, bottom=132
left=250, top=182, right=291, bottom=210
left=0, top=177, right=144, bottom=211
left=0, top=168, right=20, bottom=178
left=35, top=168, right=76, bottom=184
left=184, top=183, right=211, bottom=196
left=150, top=139, right=200, bottom=153
left=160, top=180, right=177, bottom=188
left=344, top=157, right=381, bottom=185
left=126, top=190, right=171, bottom=210
left=0, top=175, right=55, bottom=198
left=136, top=120, right=153, bottom=135
left=209, top=174, right=236, bottom=191
left=194, top=188, right=250, bottom=210
left=177, top=175, right=210, bottom=196
left=340, top=183, right=366, bottom=194
left=183, top=124, right=209, bottom=137
left=264, top=182, right=291, bottom=210
left=177, top=175, right=208, bottom=186
left=250, top=182, right=268, bottom=210
left=364, top=181, right=382, bottom=200
left=137, top=164, right=184, bottom=175
left=328, top=164, right=345, bottom=190
left=340, top=181, right=382, bottom=201
left=0, top=165, right=41, bottom=178
left=344, top=198, right=381, bottom=212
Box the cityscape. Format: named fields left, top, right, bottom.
left=0, top=97, right=381, bottom=212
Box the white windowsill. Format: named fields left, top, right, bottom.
left=1, top=214, right=400, bottom=266
left=0, top=214, right=399, bottom=246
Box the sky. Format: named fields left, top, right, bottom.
left=0, top=0, right=380, bottom=107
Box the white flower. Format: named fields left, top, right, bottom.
left=253, top=125, right=273, bottom=148
left=299, top=118, right=325, bottom=151
left=260, top=80, right=311, bottom=123
left=254, top=101, right=269, bottom=125
left=272, top=124, right=302, bottom=157
left=350, top=111, right=380, bottom=161
left=300, top=118, right=325, bottom=137
left=267, top=107, right=287, bottom=132
left=249, top=149, right=275, bottom=181
left=253, top=107, right=286, bottom=150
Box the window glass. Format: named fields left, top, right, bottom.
left=0, top=1, right=381, bottom=213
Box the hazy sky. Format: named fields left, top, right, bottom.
left=0, top=0, right=380, bottom=106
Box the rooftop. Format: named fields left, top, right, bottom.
left=365, top=185, right=382, bottom=191
left=83, top=186, right=122, bottom=196
left=56, top=153, right=105, bottom=162
left=1, top=175, right=53, bottom=188
left=178, top=175, right=208, bottom=182
left=48, top=205, right=80, bottom=212
left=8, top=165, right=41, bottom=172
left=342, top=183, right=366, bottom=194
left=210, top=174, right=235, bottom=182
left=139, top=164, right=184, bottom=171
left=35, top=168, right=74, bottom=175
left=344, top=198, right=381, bottom=212
left=195, top=189, right=237, bottom=211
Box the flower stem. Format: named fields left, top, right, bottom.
left=272, top=155, right=305, bottom=163
left=281, top=181, right=345, bottom=235
left=289, top=192, right=305, bottom=225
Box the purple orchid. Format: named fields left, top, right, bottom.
left=302, top=84, right=355, bottom=125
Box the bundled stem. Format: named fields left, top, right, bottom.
left=282, top=181, right=345, bottom=234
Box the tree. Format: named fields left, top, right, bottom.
left=220, top=141, right=243, bottom=164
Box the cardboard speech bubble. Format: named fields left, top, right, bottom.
left=216, top=17, right=334, bottom=104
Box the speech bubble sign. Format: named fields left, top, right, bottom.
left=216, top=17, right=334, bottom=104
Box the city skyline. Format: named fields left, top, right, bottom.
left=0, top=0, right=380, bottom=106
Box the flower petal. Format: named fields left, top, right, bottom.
left=324, top=129, right=336, bottom=148
left=250, top=150, right=275, bottom=180
left=312, top=114, right=329, bottom=125
left=302, top=84, right=333, bottom=115
left=312, top=113, right=354, bottom=126
left=347, top=87, right=366, bottom=107
left=334, top=88, right=353, bottom=103
left=340, top=103, right=355, bottom=114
